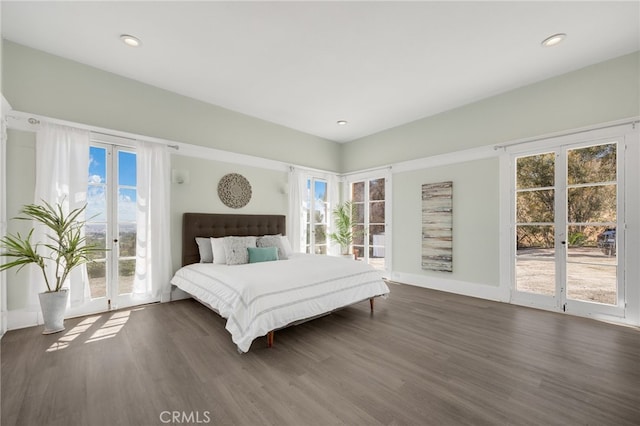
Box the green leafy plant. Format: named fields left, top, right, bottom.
left=568, top=231, right=587, bottom=247
left=328, top=201, right=362, bottom=255
left=0, top=201, right=105, bottom=292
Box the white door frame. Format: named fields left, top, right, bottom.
left=506, top=124, right=636, bottom=322
left=344, top=169, right=392, bottom=277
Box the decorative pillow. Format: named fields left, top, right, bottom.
left=257, top=234, right=288, bottom=260
left=195, top=237, right=213, bottom=263
left=248, top=247, right=279, bottom=264
left=211, top=237, right=227, bottom=265
left=280, top=236, right=293, bottom=257
left=223, top=236, right=257, bottom=265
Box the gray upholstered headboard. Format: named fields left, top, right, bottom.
left=182, top=213, right=286, bottom=266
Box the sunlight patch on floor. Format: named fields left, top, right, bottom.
left=46, top=315, right=102, bottom=352
left=46, top=310, right=134, bottom=351
left=86, top=310, right=131, bottom=343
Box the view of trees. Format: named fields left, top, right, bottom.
left=516, top=144, right=617, bottom=249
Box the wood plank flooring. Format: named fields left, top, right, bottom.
left=2, top=282, right=639, bottom=426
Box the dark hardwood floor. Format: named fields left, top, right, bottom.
left=2, top=282, right=639, bottom=426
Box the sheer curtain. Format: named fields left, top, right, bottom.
left=287, top=167, right=307, bottom=253
left=30, top=123, right=90, bottom=309
left=133, top=141, right=172, bottom=301
left=327, top=174, right=341, bottom=256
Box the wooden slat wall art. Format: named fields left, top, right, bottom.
left=422, top=181, right=453, bottom=272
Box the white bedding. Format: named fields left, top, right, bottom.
left=170, top=254, right=390, bottom=352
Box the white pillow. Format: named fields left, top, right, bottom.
left=195, top=237, right=213, bottom=263
left=211, top=237, right=227, bottom=265
left=280, top=236, right=293, bottom=257
left=257, top=234, right=288, bottom=260
left=223, top=236, right=257, bottom=265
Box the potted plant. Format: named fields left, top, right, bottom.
left=0, top=201, right=104, bottom=334
left=328, top=201, right=361, bottom=258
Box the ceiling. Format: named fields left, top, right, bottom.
left=2, top=1, right=639, bottom=143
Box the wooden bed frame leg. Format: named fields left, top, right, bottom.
left=267, top=331, right=274, bottom=348
left=369, top=297, right=374, bottom=313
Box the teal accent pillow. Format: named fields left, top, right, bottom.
left=248, top=246, right=279, bottom=264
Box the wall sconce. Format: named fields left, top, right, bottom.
left=171, top=169, right=190, bottom=185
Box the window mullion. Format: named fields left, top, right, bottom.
left=108, top=145, right=119, bottom=304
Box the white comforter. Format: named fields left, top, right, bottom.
left=170, top=254, right=390, bottom=352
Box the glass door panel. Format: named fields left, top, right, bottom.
left=369, top=178, right=385, bottom=268
left=87, top=146, right=109, bottom=299
left=118, top=259, right=135, bottom=295
left=515, top=152, right=556, bottom=296
left=116, top=150, right=137, bottom=295
left=565, top=143, right=618, bottom=305
left=515, top=225, right=555, bottom=296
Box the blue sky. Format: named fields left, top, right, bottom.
left=87, top=147, right=137, bottom=222
left=88, top=147, right=136, bottom=187
left=307, top=179, right=326, bottom=201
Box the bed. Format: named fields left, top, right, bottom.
left=170, top=213, right=390, bottom=353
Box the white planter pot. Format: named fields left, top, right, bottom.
left=38, top=289, right=68, bottom=335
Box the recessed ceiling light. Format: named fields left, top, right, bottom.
left=337, top=120, right=348, bottom=126
left=120, top=34, right=142, bottom=47
left=541, top=33, right=566, bottom=47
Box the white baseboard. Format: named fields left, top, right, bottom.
left=7, top=309, right=42, bottom=331
left=389, top=271, right=510, bottom=302
left=5, top=290, right=188, bottom=332
left=1, top=311, right=8, bottom=336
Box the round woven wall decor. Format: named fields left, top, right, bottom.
left=218, top=173, right=252, bottom=208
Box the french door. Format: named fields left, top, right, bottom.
left=85, top=143, right=137, bottom=311
left=512, top=140, right=625, bottom=318
left=350, top=177, right=388, bottom=272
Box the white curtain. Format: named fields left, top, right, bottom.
left=30, top=123, right=90, bottom=309
left=1, top=116, right=7, bottom=333
left=287, top=167, right=307, bottom=253
left=133, top=141, right=172, bottom=301
left=327, top=174, right=340, bottom=256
